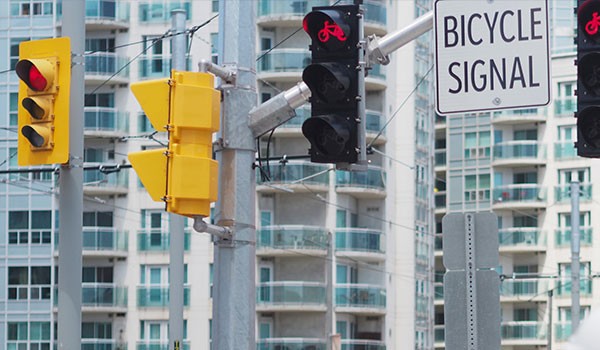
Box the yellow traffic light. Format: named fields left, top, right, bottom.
left=16, top=37, right=71, bottom=166
left=129, top=70, right=220, bottom=217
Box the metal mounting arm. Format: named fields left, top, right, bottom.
left=198, top=59, right=237, bottom=83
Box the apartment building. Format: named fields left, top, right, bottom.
left=0, top=0, right=435, bottom=349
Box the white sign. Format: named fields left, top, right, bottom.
left=434, top=0, right=551, bottom=115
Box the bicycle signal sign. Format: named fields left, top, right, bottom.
left=585, top=11, right=600, bottom=35
left=318, top=21, right=348, bottom=43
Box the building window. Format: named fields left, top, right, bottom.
left=8, top=210, right=52, bottom=245
left=10, top=0, right=53, bottom=16
left=464, top=174, right=490, bottom=201
left=8, top=266, right=51, bottom=300
left=464, top=131, right=490, bottom=159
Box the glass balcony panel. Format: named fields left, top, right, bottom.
left=256, top=338, right=326, bottom=350
left=256, top=282, right=326, bottom=305
left=335, top=228, right=384, bottom=254
left=84, top=107, right=129, bottom=134
left=137, top=286, right=190, bottom=307
left=555, top=183, right=592, bottom=202
left=81, top=227, right=128, bottom=251
left=83, top=167, right=129, bottom=189
left=434, top=283, right=443, bottom=300
left=137, top=230, right=191, bottom=251
left=366, top=110, right=384, bottom=134
left=555, top=96, right=576, bottom=117
left=500, top=279, right=547, bottom=297
left=136, top=341, right=189, bottom=350
left=493, top=141, right=546, bottom=161
left=85, top=53, right=129, bottom=78
left=335, top=284, right=386, bottom=308
left=138, top=56, right=192, bottom=78
left=57, top=0, right=130, bottom=22
left=555, top=227, right=593, bottom=247
left=257, top=162, right=330, bottom=186
left=493, top=185, right=546, bottom=203
left=340, top=339, right=386, bottom=350
left=435, top=149, right=446, bottom=166
left=257, top=0, right=328, bottom=17
left=434, top=325, right=445, bottom=343
left=138, top=1, right=191, bottom=22
left=81, top=339, right=125, bottom=350
left=257, top=49, right=310, bottom=74
left=501, top=322, right=546, bottom=341
left=258, top=225, right=328, bottom=250
left=335, top=168, right=385, bottom=190
left=555, top=141, right=577, bottom=159
left=80, top=284, right=127, bottom=307
left=369, top=64, right=386, bottom=80
left=435, top=192, right=446, bottom=207
left=434, top=235, right=443, bottom=251
left=493, top=107, right=544, bottom=119
left=498, top=228, right=545, bottom=248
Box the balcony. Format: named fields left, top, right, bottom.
left=341, top=340, right=386, bottom=350
left=335, top=284, right=386, bottom=314
left=555, top=279, right=593, bottom=297
left=335, top=228, right=385, bottom=261
left=434, top=325, right=445, bottom=347
left=501, top=321, right=546, bottom=345
left=257, top=225, right=328, bottom=256
left=366, top=64, right=386, bottom=90
left=256, top=161, right=331, bottom=193
left=554, top=96, right=576, bottom=118
left=434, top=192, right=446, bottom=214
left=54, top=284, right=127, bottom=313
left=257, top=338, right=326, bottom=350
left=138, top=56, right=191, bottom=79
left=54, top=228, right=128, bottom=258
left=83, top=166, right=129, bottom=196
left=137, top=286, right=190, bottom=307
left=434, top=283, right=443, bottom=304
left=84, top=52, right=130, bottom=85
left=338, top=0, right=387, bottom=35
left=57, top=0, right=130, bottom=30
left=555, top=322, right=572, bottom=342
left=492, top=141, right=546, bottom=167
left=81, top=339, right=127, bottom=350
left=256, top=281, right=327, bottom=312
left=84, top=107, right=129, bottom=138
left=434, top=149, right=446, bottom=169
left=335, top=167, right=386, bottom=199
left=435, top=114, right=446, bottom=130
left=500, top=279, right=548, bottom=301
left=492, top=107, right=546, bottom=124
left=137, top=341, right=190, bottom=350
left=257, top=0, right=328, bottom=25
left=492, top=184, right=546, bottom=210
left=257, top=49, right=310, bottom=82
left=555, top=141, right=578, bottom=160
left=138, top=1, right=191, bottom=23
left=137, top=229, right=191, bottom=252
left=555, top=227, right=593, bottom=247
left=555, top=183, right=593, bottom=203
left=498, top=228, right=546, bottom=253
left=434, top=235, right=443, bottom=257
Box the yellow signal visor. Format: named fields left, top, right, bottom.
left=22, top=96, right=53, bottom=120
left=128, top=148, right=168, bottom=201
left=130, top=79, right=170, bottom=132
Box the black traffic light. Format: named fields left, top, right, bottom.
left=302, top=5, right=360, bottom=164
left=576, top=0, right=600, bottom=157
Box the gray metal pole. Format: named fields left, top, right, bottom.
left=57, top=0, right=85, bottom=349
left=326, top=232, right=333, bottom=349
left=570, top=180, right=581, bottom=332
left=548, top=289, right=553, bottom=350
left=168, top=9, right=186, bottom=350
left=212, top=0, right=257, bottom=349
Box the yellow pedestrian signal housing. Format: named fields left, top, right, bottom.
left=129, top=70, right=220, bottom=217
left=16, top=37, right=71, bottom=166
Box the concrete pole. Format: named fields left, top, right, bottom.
left=57, top=0, right=84, bottom=349
left=570, top=180, right=581, bottom=332
left=212, top=0, right=257, bottom=349
left=547, top=289, right=553, bottom=350
left=168, top=9, right=186, bottom=350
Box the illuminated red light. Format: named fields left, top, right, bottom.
left=318, top=21, right=347, bottom=43
left=27, top=65, right=47, bottom=91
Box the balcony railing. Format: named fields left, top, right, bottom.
left=500, top=279, right=547, bottom=298
left=256, top=281, right=326, bottom=306
left=335, top=284, right=386, bottom=309
left=257, top=338, right=326, bottom=350
left=335, top=228, right=384, bottom=254
left=554, top=141, right=577, bottom=160
left=341, top=339, right=386, bottom=350
left=434, top=192, right=446, bottom=208
left=80, top=283, right=127, bottom=308
left=434, top=325, right=445, bottom=343
left=55, top=227, right=128, bottom=253
left=435, top=149, right=446, bottom=167
left=257, top=225, right=328, bottom=250
left=137, top=229, right=191, bottom=251
left=335, top=168, right=386, bottom=191
left=555, top=227, right=593, bottom=247
left=257, top=0, right=328, bottom=17
left=257, top=49, right=310, bottom=74
left=501, top=321, right=546, bottom=341
left=493, top=184, right=546, bottom=204
left=138, top=56, right=191, bottom=78
left=492, top=141, right=546, bottom=162
left=81, top=339, right=127, bottom=350
left=136, top=341, right=189, bottom=350
left=257, top=161, right=331, bottom=186
left=138, top=1, right=191, bottom=22
left=58, top=0, right=130, bottom=23
left=434, top=283, right=443, bottom=300
left=554, top=322, right=572, bottom=342
left=85, top=52, right=129, bottom=79
left=84, top=107, right=129, bottom=134
left=434, top=235, right=443, bottom=251
left=498, top=228, right=545, bottom=248
left=137, top=286, right=190, bottom=307
left=83, top=167, right=129, bottom=190
left=555, top=183, right=592, bottom=202
left=554, top=96, right=576, bottom=117
left=369, top=64, right=386, bottom=80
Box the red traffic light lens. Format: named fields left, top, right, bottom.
left=303, top=9, right=351, bottom=51
left=28, top=65, right=47, bottom=91
left=579, top=0, right=600, bottom=41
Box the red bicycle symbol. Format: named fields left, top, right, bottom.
left=317, top=21, right=347, bottom=43
left=586, top=11, right=600, bottom=35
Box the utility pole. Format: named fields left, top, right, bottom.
left=57, top=1, right=84, bottom=349
left=326, top=232, right=334, bottom=349
left=168, top=9, right=186, bottom=350
left=212, top=0, right=257, bottom=349
left=570, top=180, right=581, bottom=332
left=547, top=289, right=553, bottom=350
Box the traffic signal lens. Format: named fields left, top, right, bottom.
left=303, top=10, right=351, bottom=51
left=16, top=60, right=49, bottom=92
left=579, top=53, right=600, bottom=96
left=22, top=97, right=49, bottom=120
left=21, top=125, right=49, bottom=147
left=579, top=0, right=600, bottom=41
left=302, top=115, right=350, bottom=156
left=303, top=63, right=351, bottom=104
left=28, top=65, right=47, bottom=91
